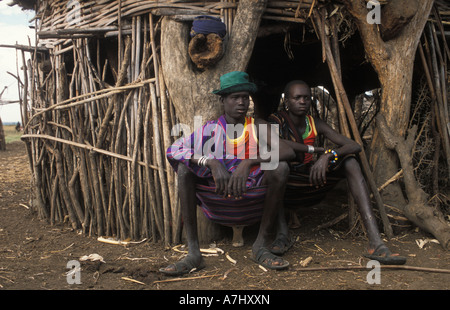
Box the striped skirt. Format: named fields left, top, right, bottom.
left=196, top=184, right=267, bottom=226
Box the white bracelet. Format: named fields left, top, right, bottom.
left=198, top=156, right=207, bottom=167
left=307, top=145, right=315, bottom=153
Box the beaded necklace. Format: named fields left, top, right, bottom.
left=302, top=116, right=310, bottom=140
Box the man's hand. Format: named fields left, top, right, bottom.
left=226, top=159, right=253, bottom=199
left=309, top=153, right=333, bottom=187
left=207, top=159, right=231, bottom=196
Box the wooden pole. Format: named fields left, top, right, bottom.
left=150, top=83, right=172, bottom=246
left=426, top=23, right=450, bottom=174
left=313, top=10, right=393, bottom=239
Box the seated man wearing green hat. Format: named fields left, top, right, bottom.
left=162, top=71, right=296, bottom=276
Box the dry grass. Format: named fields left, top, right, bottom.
left=3, top=125, right=23, bottom=144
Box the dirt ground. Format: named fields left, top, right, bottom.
left=1, top=141, right=449, bottom=296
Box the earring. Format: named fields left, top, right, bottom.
left=284, top=105, right=289, bottom=111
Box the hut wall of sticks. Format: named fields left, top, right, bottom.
left=4, top=0, right=450, bottom=245
left=13, top=0, right=333, bottom=245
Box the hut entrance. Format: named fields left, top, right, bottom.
left=247, top=23, right=379, bottom=121
left=244, top=24, right=383, bottom=238
left=248, top=25, right=329, bottom=119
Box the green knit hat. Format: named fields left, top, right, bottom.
left=212, top=71, right=257, bottom=96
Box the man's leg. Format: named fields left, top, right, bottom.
left=343, top=157, right=406, bottom=264
left=251, top=161, right=290, bottom=269
left=342, top=157, right=383, bottom=249
left=266, top=201, right=292, bottom=255
left=159, top=164, right=205, bottom=275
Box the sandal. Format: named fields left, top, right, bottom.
left=251, top=247, right=289, bottom=270
left=364, top=244, right=407, bottom=265
left=159, top=257, right=206, bottom=276
left=268, top=235, right=294, bottom=255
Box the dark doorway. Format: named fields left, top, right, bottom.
left=247, top=24, right=379, bottom=120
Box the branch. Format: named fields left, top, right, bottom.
left=377, top=114, right=450, bottom=250
left=220, top=0, right=268, bottom=71
left=21, top=133, right=160, bottom=171
left=376, top=114, right=425, bottom=203
left=340, top=0, right=389, bottom=70
left=295, top=265, right=450, bottom=274
left=0, top=44, right=47, bottom=53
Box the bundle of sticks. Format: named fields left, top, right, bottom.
left=34, top=0, right=324, bottom=48
left=21, top=13, right=180, bottom=245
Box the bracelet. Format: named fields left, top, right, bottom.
left=307, top=145, right=315, bottom=154
left=198, top=155, right=208, bottom=167
left=324, top=149, right=338, bottom=164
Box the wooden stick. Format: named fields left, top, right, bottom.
left=313, top=10, right=393, bottom=239
left=426, top=23, right=450, bottom=174
left=121, top=277, right=145, bottom=285
left=295, top=265, right=450, bottom=274
left=118, top=0, right=123, bottom=68
left=26, top=78, right=155, bottom=132
left=313, top=212, right=348, bottom=231
left=0, top=43, right=47, bottom=53
left=159, top=66, right=179, bottom=243
left=153, top=274, right=221, bottom=284
left=143, top=89, right=164, bottom=239
left=432, top=6, right=450, bottom=63
left=150, top=83, right=171, bottom=246
left=418, top=42, right=446, bottom=152
left=21, top=133, right=160, bottom=171
left=377, top=170, right=403, bottom=193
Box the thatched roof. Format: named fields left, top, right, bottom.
left=6, top=0, right=326, bottom=50
left=6, top=0, right=449, bottom=40
left=6, top=0, right=450, bottom=18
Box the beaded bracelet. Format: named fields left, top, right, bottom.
left=324, top=149, right=338, bottom=164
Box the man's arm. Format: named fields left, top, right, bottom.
left=309, top=118, right=362, bottom=187
left=281, top=139, right=325, bottom=155
left=314, top=118, right=362, bottom=157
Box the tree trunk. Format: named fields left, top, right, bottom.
left=160, top=0, right=268, bottom=243
left=369, top=0, right=433, bottom=208
left=377, top=115, right=450, bottom=249
left=161, top=0, right=267, bottom=128
left=344, top=0, right=450, bottom=248
left=343, top=0, right=428, bottom=203
left=370, top=51, right=415, bottom=208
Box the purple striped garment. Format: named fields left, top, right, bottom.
left=166, top=115, right=267, bottom=226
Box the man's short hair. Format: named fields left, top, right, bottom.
left=283, top=80, right=310, bottom=99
